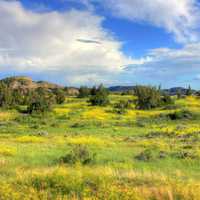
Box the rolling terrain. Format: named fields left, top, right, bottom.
left=0, top=92, right=200, bottom=199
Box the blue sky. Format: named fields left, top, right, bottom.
left=1, top=0, right=200, bottom=88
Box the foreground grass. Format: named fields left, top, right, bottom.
left=0, top=95, right=200, bottom=199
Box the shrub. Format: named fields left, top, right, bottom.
left=78, top=86, right=90, bottom=98
left=0, top=83, right=13, bottom=108
left=113, top=100, right=132, bottom=114
left=161, top=93, right=174, bottom=105
left=186, top=85, right=192, bottom=96
left=134, top=86, right=162, bottom=110
left=60, top=145, right=96, bottom=165
left=135, top=149, right=156, bottom=161
left=168, top=110, right=193, bottom=120
left=27, top=97, right=52, bottom=114
left=172, top=151, right=198, bottom=159
left=53, top=88, right=66, bottom=104
left=135, top=149, right=167, bottom=161
left=27, top=89, right=55, bottom=114
left=162, top=104, right=179, bottom=110
left=89, top=85, right=109, bottom=106
left=176, top=89, right=182, bottom=99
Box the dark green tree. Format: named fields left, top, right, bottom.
left=186, top=85, right=192, bottom=96
left=176, top=89, right=182, bottom=99
left=90, top=86, right=97, bottom=96
left=78, top=86, right=90, bottom=98
left=0, top=83, right=13, bottom=108
left=27, top=95, right=52, bottom=114
left=161, top=93, right=174, bottom=105
left=89, top=84, right=109, bottom=106
left=53, top=88, right=66, bottom=104
left=27, top=88, right=55, bottom=114
left=134, top=85, right=162, bottom=110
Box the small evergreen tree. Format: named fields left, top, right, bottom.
left=78, top=86, right=90, bottom=98
left=27, top=89, right=55, bottom=114
left=161, top=93, right=174, bottom=105
left=134, top=86, right=162, bottom=110
left=0, top=83, right=13, bottom=108
left=176, top=89, right=182, bottom=99
left=90, top=86, right=97, bottom=96
left=89, top=84, right=109, bottom=106
left=53, top=88, right=65, bottom=104
left=12, top=89, right=24, bottom=105
left=186, top=85, right=192, bottom=96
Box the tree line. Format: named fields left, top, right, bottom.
left=0, top=82, right=65, bottom=113
left=0, top=81, right=194, bottom=114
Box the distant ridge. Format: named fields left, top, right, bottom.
left=108, top=86, right=196, bottom=95
left=109, top=86, right=135, bottom=92
left=0, top=76, right=62, bottom=90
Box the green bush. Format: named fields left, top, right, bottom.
left=135, top=149, right=167, bottom=161
left=60, top=145, right=96, bottom=165
left=89, top=85, right=109, bottom=106
left=0, top=82, right=13, bottom=108
left=113, top=100, right=132, bottom=114
left=172, top=151, right=198, bottom=159
left=78, top=86, right=90, bottom=98
left=27, top=91, right=54, bottom=114
left=168, top=110, right=193, bottom=120
left=134, top=86, right=162, bottom=110
left=53, top=88, right=66, bottom=104
left=186, top=85, right=192, bottom=96
left=135, top=149, right=156, bottom=161
left=161, top=93, right=174, bottom=105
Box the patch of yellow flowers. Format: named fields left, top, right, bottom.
left=0, top=145, right=16, bottom=156
left=152, top=124, right=200, bottom=136
left=82, top=108, right=111, bottom=121
left=15, top=135, right=45, bottom=143
left=53, top=107, right=71, bottom=115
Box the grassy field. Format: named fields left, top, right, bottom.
left=1, top=95, right=200, bottom=199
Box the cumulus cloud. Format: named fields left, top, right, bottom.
left=99, top=0, right=200, bottom=43
left=0, top=0, right=135, bottom=85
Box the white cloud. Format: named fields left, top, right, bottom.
left=0, top=0, right=134, bottom=85
left=100, top=0, right=200, bottom=43
left=125, top=43, right=200, bottom=87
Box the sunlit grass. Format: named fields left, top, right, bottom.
left=67, top=136, right=112, bottom=146
left=0, top=95, right=200, bottom=199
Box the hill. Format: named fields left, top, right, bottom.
left=1, top=76, right=62, bottom=90
left=0, top=76, right=79, bottom=95
left=109, top=86, right=135, bottom=92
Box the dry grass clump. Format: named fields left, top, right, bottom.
left=0, top=111, right=17, bottom=121
left=0, top=166, right=199, bottom=200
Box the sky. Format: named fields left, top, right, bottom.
left=1, top=0, right=200, bottom=88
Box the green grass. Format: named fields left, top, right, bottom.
left=1, top=95, right=200, bottom=199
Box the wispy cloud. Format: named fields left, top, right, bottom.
left=125, top=43, right=200, bottom=87
left=98, top=0, right=200, bottom=43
